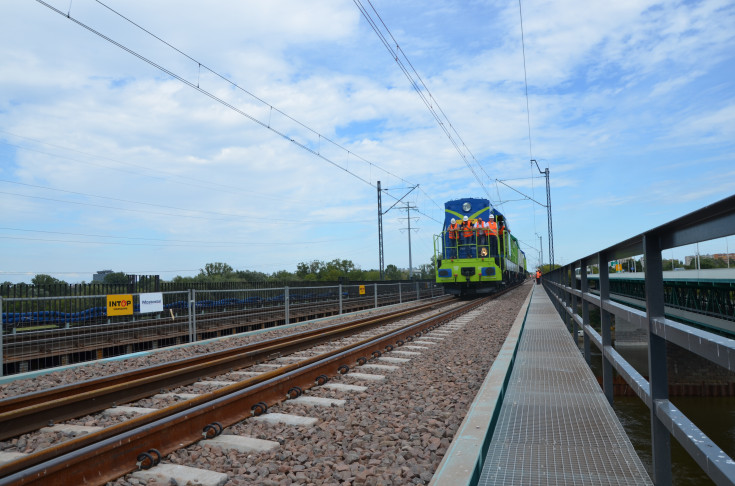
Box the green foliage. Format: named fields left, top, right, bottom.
left=662, top=259, right=684, bottom=271
left=31, top=274, right=67, bottom=286
left=199, top=262, right=234, bottom=279
left=294, top=259, right=378, bottom=282
left=384, top=264, right=402, bottom=280
left=234, top=269, right=270, bottom=281
left=417, top=256, right=435, bottom=279
left=102, top=272, right=129, bottom=285
left=685, top=256, right=729, bottom=270
left=361, top=269, right=381, bottom=280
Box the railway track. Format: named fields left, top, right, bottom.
left=0, top=284, right=527, bottom=485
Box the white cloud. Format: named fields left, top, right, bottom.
left=0, top=0, right=733, bottom=280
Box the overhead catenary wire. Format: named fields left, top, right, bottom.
left=517, top=0, right=540, bottom=241
left=354, top=0, right=496, bottom=204
left=0, top=227, right=364, bottom=247
left=0, top=234, right=365, bottom=248
left=33, top=0, right=444, bottom=223
left=518, top=0, right=534, bottom=163
left=0, top=130, right=331, bottom=205
left=0, top=179, right=373, bottom=225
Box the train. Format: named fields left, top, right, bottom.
left=434, top=197, right=526, bottom=297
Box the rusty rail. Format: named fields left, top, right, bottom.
left=0, top=297, right=451, bottom=440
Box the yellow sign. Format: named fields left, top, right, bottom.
left=359, top=285, right=366, bottom=295
left=107, top=294, right=134, bottom=316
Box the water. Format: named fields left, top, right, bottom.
left=588, top=351, right=735, bottom=485
left=613, top=395, right=735, bottom=485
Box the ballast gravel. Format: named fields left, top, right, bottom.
left=0, top=298, right=450, bottom=399
left=113, top=282, right=532, bottom=486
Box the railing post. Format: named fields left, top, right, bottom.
left=599, top=251, right=614, bottom=405
left=0, top=296, right=4, bottom=377
left=644, top=232, right=672, bottom=485
left=564, top=266, right=572, bottom=329
left=189, top=289, right=196, bottom=343
left=374, top=283, right=378, bottom=308
left=338, top=284, right=343, bottom=315
left=581, top=258, right=591, bottom=364
left=285, top=286, right=290, bottom=325
left=399, top=283, right=402, bottom=303
left=571, top=261, right=579, bottom=341
left=415, top=281, right=419, bottom=301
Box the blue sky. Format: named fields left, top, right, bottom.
left=1, top=0, right=734, bottom=283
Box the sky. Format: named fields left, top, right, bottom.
left=1, top=0, right=734, bottom=284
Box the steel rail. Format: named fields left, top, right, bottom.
left=0, top=297, right=452, bottom=441
left=0, top=293, right=495, bottom=485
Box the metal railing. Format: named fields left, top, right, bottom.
left=543, top=194, right=735, bottom=485
left=1, top=281, right=443, bottom=377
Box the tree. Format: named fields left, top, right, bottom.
left=32, top=274, right=67, bottom=286
left=662, top=258, right=683, bottom=271
left=270, top=270, right=295, bottom=281
left=417, top=263, right=434, bottom=279
left=199, top=262, right=234, bottom=279
left=295, top=259, right=363, bottom=281
left=234, top=269, right=269, bottom=282
left=362, top=269, right=381, bottom=280
left=321, top=259, right=356, bottom=281
left=686, top=256, right=727, bottom=270
left=418, top=256, right=436, bottom=279
left=102, top=272, right=129, bottom=285
left=296, top=260, right=323, bottom=280
left=384, top=264, right=402, bottom=280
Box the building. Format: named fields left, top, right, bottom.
left=713, top=253, right=735, bottom=263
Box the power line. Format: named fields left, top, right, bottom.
left=518, top=0, right=534, bottom=162
left=0, top=227, right=364, bottom=247
left=0, top=131, right=331, bottom=204
left=34, top=0, right=444, bottom=218
left=353, top=0, right=496, bottom=203
left=0, top=180, right=372, bottom=225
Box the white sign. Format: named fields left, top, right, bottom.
left=139, top=292, right=164, bottom=313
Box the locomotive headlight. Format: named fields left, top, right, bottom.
left=462, top=202, right=471, bottom=212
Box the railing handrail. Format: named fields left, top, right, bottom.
left=543, top=193, right=735, bottom=485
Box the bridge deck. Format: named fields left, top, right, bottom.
left=478, top=287, right=652, bottom=485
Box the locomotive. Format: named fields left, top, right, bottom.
left=434, top=197, right=526, bottom=297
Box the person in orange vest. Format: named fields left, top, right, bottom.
left=536, top=268, right=541, bottom=284
left=447, top=218, right=459, bottom=258
left=487, top=214, right=499, bottom=256
left=488, top=214, right=498, bottom=234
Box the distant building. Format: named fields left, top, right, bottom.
left=684, top=254, right=713, bottom=266
left=92, top=269, right=114, bottom=282
left=713, top=253, right=735, bottom=262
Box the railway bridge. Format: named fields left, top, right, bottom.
left=0, top=196, right=734, bottom=485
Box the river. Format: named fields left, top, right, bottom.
left=588, top=350, right=735, bottom=485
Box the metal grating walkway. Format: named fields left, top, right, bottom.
left=478, top=287, right=652, bottom=485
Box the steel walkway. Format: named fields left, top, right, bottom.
left=478, top=286, right=652, bottom=485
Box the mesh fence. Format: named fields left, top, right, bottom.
left=1, top=281, right=442, bottom=376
